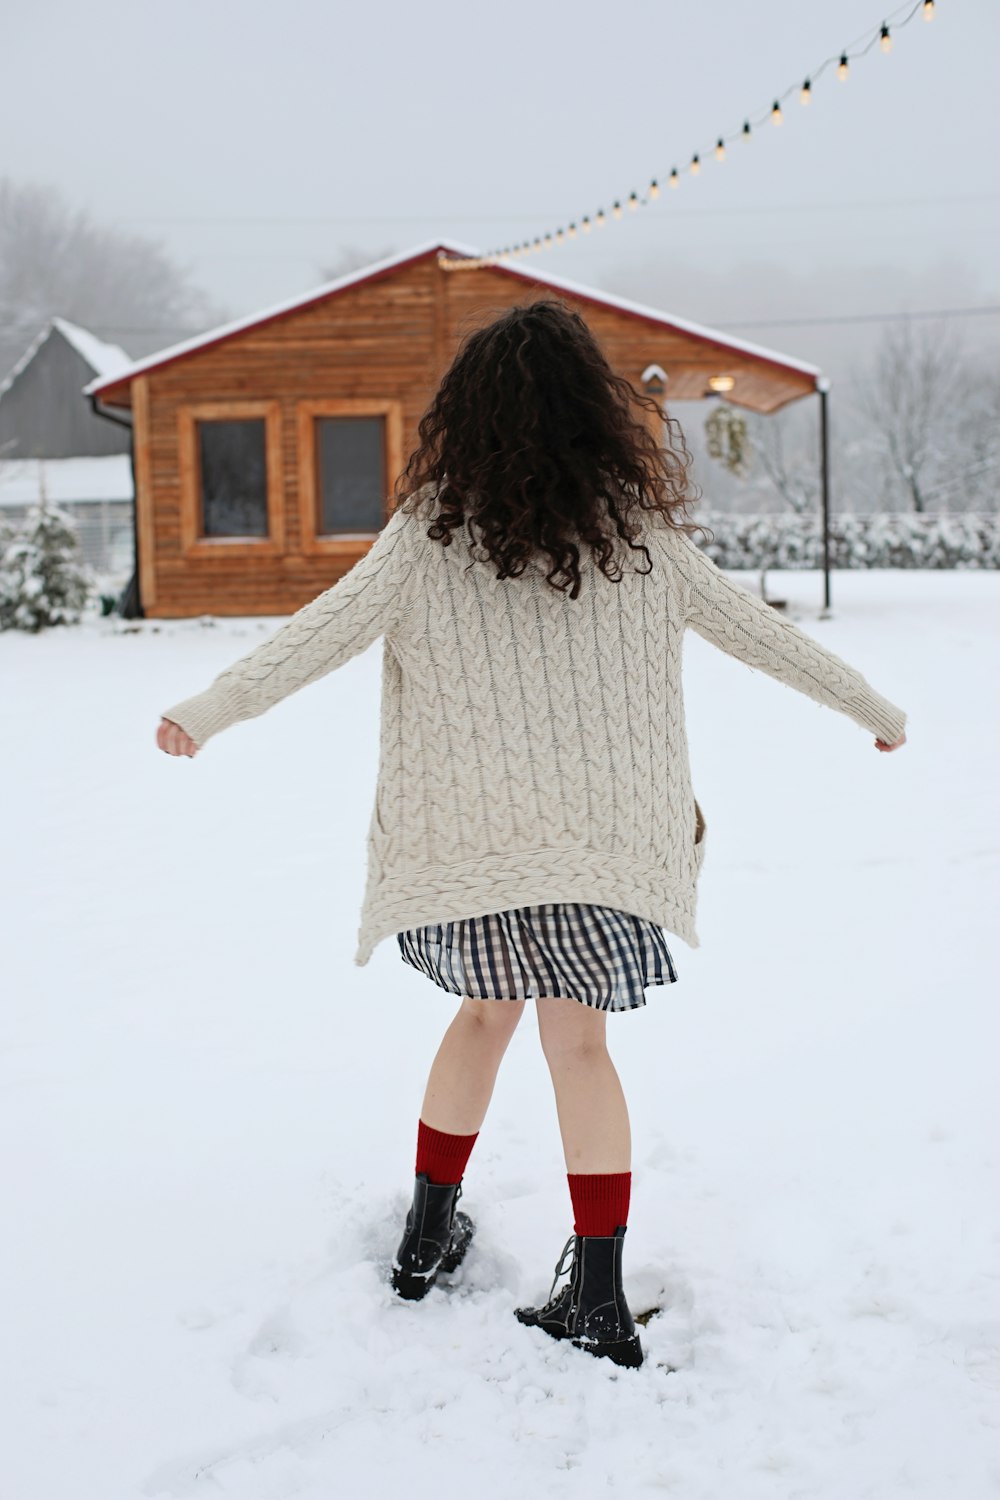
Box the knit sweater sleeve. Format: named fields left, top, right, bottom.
left=665, top=528, right=907, bottom=743
left=160, top=507, right=413, bottom=749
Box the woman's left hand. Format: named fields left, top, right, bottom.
left=157, top=717, right=200, bottom=757
left=874, top=731, right=907, bottom=753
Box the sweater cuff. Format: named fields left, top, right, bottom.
left=159, top=684, right=246, bottom=749
left=844, top=684, right=907, bottom=744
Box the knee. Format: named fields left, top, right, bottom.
left=459, top=996, right=525, bottom=1043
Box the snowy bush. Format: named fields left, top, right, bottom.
left=0, top=501, right=94, bottom=632
left=698, top=513, right=1000, bottom=570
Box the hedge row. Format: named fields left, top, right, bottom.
left=696, top=513, right=1000, bottom=570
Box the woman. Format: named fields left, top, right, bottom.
left=157, top=299, right=907, bottom=1370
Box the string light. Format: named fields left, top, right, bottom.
left=442, top=1, right=938, bottom=269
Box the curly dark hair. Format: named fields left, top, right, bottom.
left=392, top=297, right=707, bottom=599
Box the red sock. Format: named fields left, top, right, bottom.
left=567, top=1172, right=631, bottom=1236
left=415, top=1119, right=479, bottom=1185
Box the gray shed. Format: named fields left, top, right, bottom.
left=0, top=318, right=131, bottom=459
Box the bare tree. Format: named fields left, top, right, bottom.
left=0, top=178, right=220, bottom=377
left=853, top=319, right=965, bottom=514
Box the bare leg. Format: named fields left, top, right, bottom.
left=420, top=996, right=526, bottom=1136
left=536, top=996, right=631, bottom=1173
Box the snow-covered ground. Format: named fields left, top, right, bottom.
left=3, top=569, right=998, bottom=1500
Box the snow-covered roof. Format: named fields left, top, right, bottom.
left=0, top=318, right=130, bottom=402
left=0, top=455, right=133, bottom=509
left=0, top=325, right=51, bottom=400
left=51, top=319, right=131, bottom=380
left=85, top=238, right=821, bottom=399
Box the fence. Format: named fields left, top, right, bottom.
left=0, top=499, right=134, bottom=582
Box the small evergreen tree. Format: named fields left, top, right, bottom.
left=0, top=501, right=93, bottom=632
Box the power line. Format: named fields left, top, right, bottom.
left=108, top=192, right=1000, bottom=228
left=3, top=305, right=998, bottom=341
left=723, top=304, right=1000, bottom=330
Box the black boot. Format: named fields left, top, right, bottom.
left=515, top=1226, right=644, bottom=1368
left=390, top=1172, right=475, bottom=1301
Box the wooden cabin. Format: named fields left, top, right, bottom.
left=87, top=240, right=822, bottom=618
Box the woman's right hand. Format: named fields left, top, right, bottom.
left=157, top=717, right=200, bottom=757
left=875, top=731, right=907, bottom=753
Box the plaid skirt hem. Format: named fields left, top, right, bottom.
left=396, top=901, right=678, bottom=1013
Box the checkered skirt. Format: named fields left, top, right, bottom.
left=396, top=902, right=678, bottom=1012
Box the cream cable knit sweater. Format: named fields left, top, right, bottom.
left=161, top=506, right=907, bottom=965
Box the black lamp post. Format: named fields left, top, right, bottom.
left=817, top=377, right=832, bottom=617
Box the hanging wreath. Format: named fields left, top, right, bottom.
left=705, top=405, right=751, bottom=478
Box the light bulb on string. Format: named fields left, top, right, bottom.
left=923, top=0, right=935, bottom=17
left=596, top=208, right=606, bottom=227
left=690, top=154, right=701, bottom=176
left=568, top=222, right=578, bottom=238
left=772, top=100, right=783, bottom=125
left=800, top=78, right=811, bottom=104
left=715, top=138, right=726, bottom=161
left=543, top=232, right=553, bottom=249
left=649, top=178, right=660, bottom=199
left=555, top=228, right=565, bottom=244
left=837, top=53, right=849, bottom=81
left=880, top=24, right=892, bottom=53
left=628, top=191, right=639, bottom=210
left=669, top=168, right=679, bottom=188
left=581, top=216, right=591, bottom=232
left=742, top=120, right=752, bottom=141
left=612, top=200, right=623, bottom=219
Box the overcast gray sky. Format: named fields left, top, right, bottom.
left=5, top=0, right=998, bottom=380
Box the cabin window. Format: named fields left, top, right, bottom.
left=197, top=418, right=269, bottom=537
left=295, top=399, right=401, bottom=555
left=314, top=415, right=385, bottom=533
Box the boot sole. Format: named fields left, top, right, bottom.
left=572, top=1333, right=645, bottom=1369
left=514, top=1312, right=644, bottom=1368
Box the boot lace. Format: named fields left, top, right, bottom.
left=545, top=1233, right=577, bottom=1304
